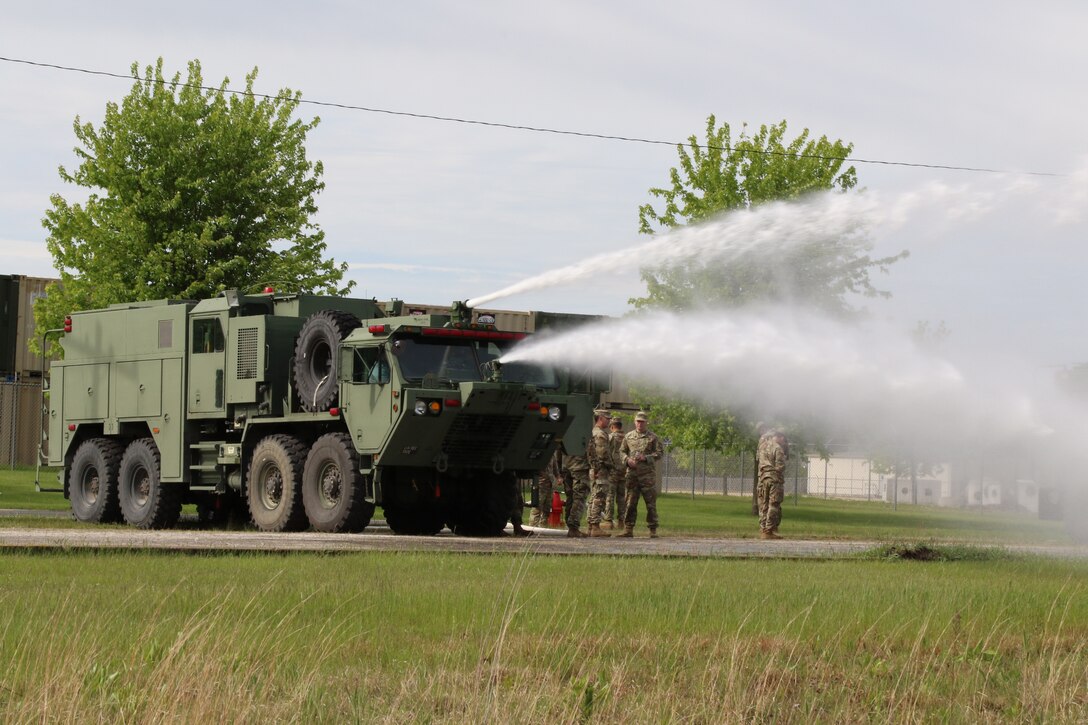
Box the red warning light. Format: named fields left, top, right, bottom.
left=263, top=286, right=275, bottom=294
left=63, top=315, right=72, bottom=333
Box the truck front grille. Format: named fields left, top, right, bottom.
left=442, top=414, right=522, bottom=465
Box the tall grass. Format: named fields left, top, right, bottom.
left=1, top=550, right=1085, bottom=722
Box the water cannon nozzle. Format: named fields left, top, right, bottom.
left=451, top=300, right=473, bottom=326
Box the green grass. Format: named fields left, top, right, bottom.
left=1, top=550, right=1085, bottom=722
left=654, top=492, right=1071, bottom=544
left=0, top=466, right=68, bottom=510
left=1, top=467, right=1076, bottom=545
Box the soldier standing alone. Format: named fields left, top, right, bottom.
left=586, top=407, right=615, bottom=537
left=757, top=428, right=788, bottom=539
left=619, top=410, right=663, bottom=538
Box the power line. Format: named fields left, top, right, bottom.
left=0, top=55, right=1065, bottom=178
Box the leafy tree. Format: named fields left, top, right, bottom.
left=35, top=58, right=351, bottom=351
left=634, top=115, right=904, bottom=315
left=630, top=116, right=907, bottom=481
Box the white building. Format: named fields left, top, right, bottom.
left=806, top=453, right=1044, bottom=512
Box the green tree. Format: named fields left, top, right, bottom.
left=630, top=116, right=906, bottom=461
left=35, top=58, right=351, bottom=351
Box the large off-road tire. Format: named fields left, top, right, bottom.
left=383, top=503, right=447, bottom=536
left=446, top=472, right=515, bottom=537
left=247, top=434, right=308, bottom=532
left=118, top=438, right=182, bottom=529
left=294, top=310, right=362, bottom=412
left=303, top=433, right=375, bottom=533
left=68, top=438, right=125, bottom=523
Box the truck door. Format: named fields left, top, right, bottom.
left=189, top=313, right=227, bottom=416
left=343, top=346, right=394, bottom=453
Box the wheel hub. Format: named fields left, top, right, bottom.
left=320, top=464, right=342, bottom=507
left=262, top=469, right=284, bottom=508
left=82, top=469, right=100, bottom=504
left=133, top=468, right=151, bottom=507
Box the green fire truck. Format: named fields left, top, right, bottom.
left=44, top=290, right=604, bottom=535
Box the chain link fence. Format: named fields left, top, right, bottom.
left=0, top=378, right=45, bottom=468
left=660, top=447, right=809, bottom=498
left=658, top=443, right=1061, bottom=518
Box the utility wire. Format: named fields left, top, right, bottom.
left=0, top=55, right=1064, bottom=178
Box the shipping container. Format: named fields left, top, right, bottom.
left=1, top=274, right=56, bottom=378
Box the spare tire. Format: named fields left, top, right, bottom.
left=294, top=309, right=362, bottom=412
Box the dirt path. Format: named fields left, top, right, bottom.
left=1, top=522, right=1085, bottom=560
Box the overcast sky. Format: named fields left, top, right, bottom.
left=2, top=1, right=1087, bottom=366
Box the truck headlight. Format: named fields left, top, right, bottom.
left=414, top=399, right=442, bottom=416
left=540, top=405, right=562, bottom=421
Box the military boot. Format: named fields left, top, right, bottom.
left=649, top=528, right=658, bottom=539
left=589, top=523, right=611, bottom=538
left=619, top=526, right=634, bottom=538
left=567, top=526, right=588, bottom=538
left=600, top=520, right=613, bottom=530
left=760, top=530, right=782, bottom=540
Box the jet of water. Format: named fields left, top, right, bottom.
left=465, top=182, right=1005, bottom=310
left=501, top=306, right=1081, bottom=454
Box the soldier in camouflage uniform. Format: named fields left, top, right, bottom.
left=561, top=438, right=591, bottom=538
left=603, top=416, right=625, bottom=530
left=586, top=407, right=615, bottom=537
left=506, top=476, right=532, bottom=536
left=530, top=447, right=563, bottom=527
left=757, top=428, right=788, bottom=539
left=619, top=410, right=663, bottom=538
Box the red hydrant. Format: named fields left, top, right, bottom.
left=548, top=490, right=563, bottom=527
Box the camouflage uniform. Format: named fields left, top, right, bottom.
left=530, top=448, right=562, bottom=527
left=620, top=417, right=663, bottom=535
left=757, top=432, right=787, bottom=535
left=507, top=476, right=530, bottom=535
left=605, top=421, right=625, bottom=527
left=586, top=421, right=614, bottom=529
left=562, top=446, right=591, bottom=534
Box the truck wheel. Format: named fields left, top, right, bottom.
left=383, top=504, right=446, bottom=536
left=447, top=473, right=514, bottom=537
left=294, top=310, right=361, bottom=412
left=303, top=433, right=375, bottom=533
left=247, top=435, right=308, bottom=531
left=119, top=438, right=182, bottom=529
left=68, top=438, right=125, bottom=523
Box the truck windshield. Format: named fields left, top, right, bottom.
left=391, top=336, right=558, bottom=388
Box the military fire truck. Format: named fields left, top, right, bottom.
left=44, top=290, right=603, bottom=535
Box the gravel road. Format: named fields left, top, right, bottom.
left=1, top=517, right=1085, bottom=560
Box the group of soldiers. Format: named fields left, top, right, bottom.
left=521, top=411, right=790, bottom=541
left=529, top=407, right=662, bottom=538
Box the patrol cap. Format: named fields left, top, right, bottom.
left=610, top=416, right=623, bottom=426
left=635, top=410, right=649, bottom=422
left=593, top=406, right=610, bottom=418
